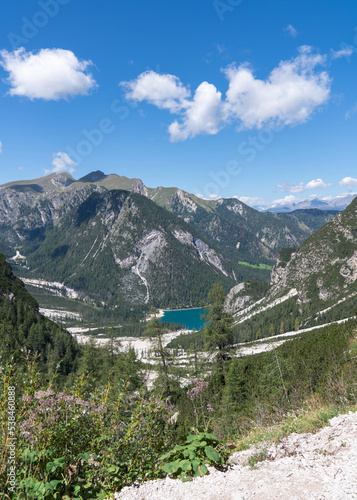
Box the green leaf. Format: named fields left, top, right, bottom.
left=174, top=444, right=185, bottom=451
left=199, top=464, right=208, bottom=475
left=185, top=434, right=198, bottom=443
left=21, top=448, right=39, bottom=463
left=191, top=458, right=201, bottom=477
left=108, top=465, right=119, bottom=473
left=78, top=452, right=91, bottom=461
left=205, top=446, right=220, bottom=462
left=163, top=461, right=181, bottom=474
left=163, top=461, right=180, bottom=474
left=73, top=485, right=82, bottom=495
left=159, top=450, right=176, bottom=461
left=179, top=460, right=192, bottom=472
left=203, top=433, right=218, bottom=442
left=46, top=459, right=66, bottom=473
left=45, top=480, right=63, bottom=492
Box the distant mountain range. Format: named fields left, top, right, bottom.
left=0, top=170, right=342, bottom=322
left=262, top=194, right=357, bottom=213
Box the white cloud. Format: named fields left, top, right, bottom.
left=224, top=46, right=330, bottom=130
left=195, top=193, right=221, bottom=200
left=272, top=195, right=298, bottom=206
left=338, top=177, right=357, bottom=190
left=122, top=47, right=331, bottom=141
left=284, top=24, right=298, bottom=37
left=18, top=166, right=24, bottom=170
left=278, top=178, right=331, bottom=193
left=330, top=47, right=354, bottom=59
left=44, top=152, right=77, bottom=174
left=277, top=182, right=305, bottom=193
left=168, top=82, right=224, bottom=141
left=305, top=178, right=331, bottom=189
left=0, top=140, right=2, bottom=154
left=235, top=196, right=266, bottom=207
left=121, top=71, right=190, bottom=112
left=0, top=48, right=97, bottom=100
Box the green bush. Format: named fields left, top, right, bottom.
left=159, top=431, right=229, bottom=481
left=0, top=360, right=176, bottom=499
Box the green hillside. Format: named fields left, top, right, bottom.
left=0, top=253, right=79, bottom=378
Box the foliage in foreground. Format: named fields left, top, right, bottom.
left=159, top=431, right=228, bottom=481
left=0, top=360, right=176, bottom=499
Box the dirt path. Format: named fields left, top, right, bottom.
left=115, top=411, right=357, bottom=500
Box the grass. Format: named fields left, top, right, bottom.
left=231, top=402, right=357, bottom=456
left=350, top=336, right=357, bottom=357
left=238, top=261, right=273, bottom=270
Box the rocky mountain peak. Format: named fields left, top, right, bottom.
left=50, top=172, right=75, bottom=188
left=78, top=171, right=107, bottom=183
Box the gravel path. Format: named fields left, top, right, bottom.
left=115, top=411, right=357, bottom=500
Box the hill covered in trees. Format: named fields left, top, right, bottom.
left=0, top=252, right=79, bottom=379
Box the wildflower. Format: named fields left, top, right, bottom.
left=187, top=378, right=209, bottom=400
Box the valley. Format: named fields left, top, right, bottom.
left=2, top=3, right=357, bottom=498
left=0, top=171, right=341, bottom=332
left=1, top=171, right=357, bottom=499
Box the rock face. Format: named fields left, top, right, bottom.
left=0, top=171, right=341, bottom=315
left=225, top=283, right=254, bottom=314
left=268, top=198, right=357, bottom=304
left=8, top=189, right=234, bottom=310
left=227, top=198, right=357, bottom=329
left=0, top=171, right=335, bottom=270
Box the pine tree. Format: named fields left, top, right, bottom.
left=144, top=317, right=173, bottom=397
left=203, top=282, right=234, bottom=383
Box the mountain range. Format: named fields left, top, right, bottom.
left=0, top=170, right=344, bottom=325
left=226, top=196, right=357, bottom=340
left=263, top=194, right=357, bottom=213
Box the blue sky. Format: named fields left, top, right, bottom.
left=0, top=0, right=356, bottom=207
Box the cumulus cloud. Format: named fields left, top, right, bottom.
left=122, top=47, right=331, bottom=141
left=338, top=177, right=357, bottom=190
left=0, top=48, right=97, bottom=100
left=224, top=46, right=330, bottom=130
left=272, top=195, right=298, bottom=206
left=121, top=71, right=190, bottom=112
left=305, top=178, right=331, bottom=189
left=44, top=152, right=77, bottom=174
left=330, top=47, right=354, bottom=59
left=0, top=140, right=2, bottom=154
left=234, top=196, right=266, bottom=207
left=278, top=178, right=331, bottom=193
left=168, top=82, right=224, bottom=141
left=284, top=24, right=298, bottom=37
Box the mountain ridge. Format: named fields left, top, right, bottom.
left=0, top=170, right=343, bottom=322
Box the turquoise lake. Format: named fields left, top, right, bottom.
left=160, top=307, right=206, bottom=331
